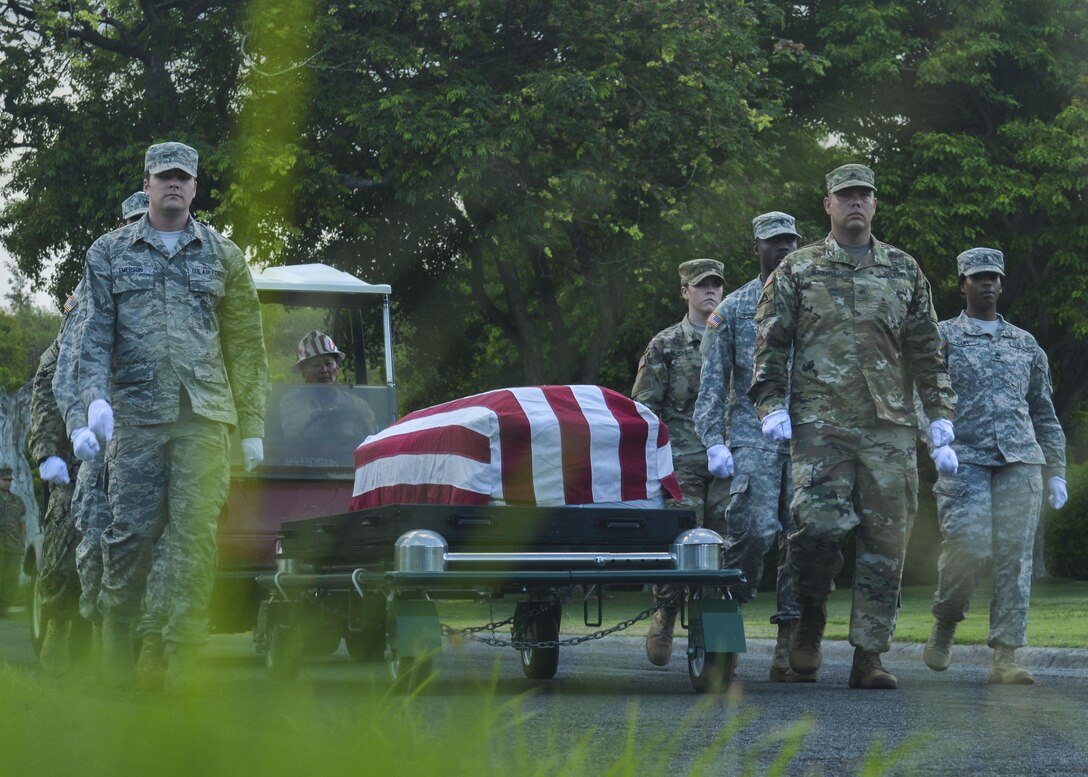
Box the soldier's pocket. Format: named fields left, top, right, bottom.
left=791, top=463, right=813, bottom=492
left=112, top=362, right=155, bottom=415
left=726, top=474, right=752, bottom=536
left=932, top=477, right=968, bottom=520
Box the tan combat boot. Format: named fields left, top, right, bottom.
left=789, top=601, right=826, bottom=676
left=645, top=606, right=677, bottom=666
left=100, top=617, right=136, bottom=689
left=848, top=647, right=898, bottom=689
left=136, top=632, right=168, bottom=691
left=39, top=618, right=71, bottom=677
left=923, top=619, right=957, bottom=671
left=989, top=643, right=1034, bottom=685
left=770, top=621, right=816, bottom=682
left=165, top=643, right=205, bottom=693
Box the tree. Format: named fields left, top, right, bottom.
left=1, top=0, right=791, bottom=410
left=767, top=0, right=1088, bottom=421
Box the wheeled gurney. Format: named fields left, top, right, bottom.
left=254, top=504, right=746, bottom=692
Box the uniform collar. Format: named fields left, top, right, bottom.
left=957, top=310, right=1010, bottom=337
left=680, top=314, right=703, bottom=343
left=821, top=232, right=892, bottom=268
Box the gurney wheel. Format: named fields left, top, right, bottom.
left=345, top=627, right=385, bottom=662
left=265, top=608, right=303, bottom=680
left=688, top=648, right=737, bottom=693
left=388, top=652, right=432, bottom=691
left=519, top=612, right=560, bottom=680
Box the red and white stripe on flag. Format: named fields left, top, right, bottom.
left=350, top=385, right=682, bottom=510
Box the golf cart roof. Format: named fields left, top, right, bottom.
left=252, top=263, right=391, bottom=306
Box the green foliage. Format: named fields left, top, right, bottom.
left=1044, top=460, right=1088, bottom=581
left=0, top=304, right=60, bottom=392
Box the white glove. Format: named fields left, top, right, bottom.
left=39, top=456, right=70, bottom=485
left=761, top=409, right=792, bottom=442
left=70, top=427, right=101, bottom=462
left=1048, top=477, right=1068, bottom=510
left=88, top=398, right=115, bottom=442
left=241, top=438, right=264, bottom=472
left=706, top=444, right=734, bottom=479
left=929, top=419, right=955, bottom=449
left=931, top=445, right=959, bottom=476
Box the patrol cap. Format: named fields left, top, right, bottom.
left=826, top=163, right=877, bottom=194
left=145, top=142, right=198, bottom=177
left=294, top=330, right=345, bottom=370
left=0, top=467, right=12, bottom=479
left=679, top=258, right=725, bottom=286
left=957, top=247, right=1005, bottom=277
left=121, top=191, right=149, bottom=221
left=752, top=211, right=800, bottom=241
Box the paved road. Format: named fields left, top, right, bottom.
left=2, top=610, right=1086, bottom=776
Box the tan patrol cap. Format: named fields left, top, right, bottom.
left=679, top=258, right=725, bottom=286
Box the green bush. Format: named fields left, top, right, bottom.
left=1044, top=460, right=1088, bottom=581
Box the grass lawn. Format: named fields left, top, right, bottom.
left=436, top=577, right=1088, bottom=648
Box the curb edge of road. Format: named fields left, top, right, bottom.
left=610, top=635, right=1088, bottom=671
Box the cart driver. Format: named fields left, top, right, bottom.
left=279, top=331, right=377, bottom=461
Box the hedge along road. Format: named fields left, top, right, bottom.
left=2, top=606, right=1087, bottom=776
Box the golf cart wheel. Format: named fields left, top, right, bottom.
left=29, top=572, right=44, bottom=656
left=519, top=612, right=560, bottom=680
left=688, top=648, right=738, bottom=694
left=345, top=625, right=385, bottom=662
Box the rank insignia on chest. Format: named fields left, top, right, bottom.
left=706, top=310, right=723, bottom=329
left=62, top=295, right=78, bottom=314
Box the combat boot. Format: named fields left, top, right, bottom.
left=136, top=632, right=168, bottom=691
left=770, top=621, right=815, bottom=683
left=645, top=605, right=677, bottom=666
left=100, top=617, right=136, bottom=689
left=789, top=601, right=826, bottom=676
left=39, top=618, right=71, bottom=677
left=848, top=647, right=898, bottom=689
left=923, top=619, right=957, bottom=671
left=989, top=643, right=1034, bottom=685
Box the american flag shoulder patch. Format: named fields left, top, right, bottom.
left=63, top=295, right=78, bottom=314
left=706, top=310, right=723, bottom=329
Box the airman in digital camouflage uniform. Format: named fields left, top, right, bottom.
left=57, top=142, right=270, bottom=688
left=0, top=467, right=26, bottom=618
left=694, top=211, right=804, bottom=682
left=48, top=192, right=161, bottom=679
left=28, top=298, right=85, bottom=674
left=749, top=164, right=957, bottom=689
left=632, top=258, right=729, bottom=667
left=922, top=248, right=1067, bottom=684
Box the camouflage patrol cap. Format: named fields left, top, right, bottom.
left=957, top=247, right=1005, bottom=277
left=679, top=258, right=725, bottom=286
left=752, top=211, right=800, bottom=241
left=0, top=467, right=12, bottom=479
left=121, top=191, right=149, bottom=221
left=145, top=142, right=198, bottom=177
left=826, top=163, right=877, bottom=194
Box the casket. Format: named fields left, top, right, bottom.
left=350, top=385, right=682, bottom=510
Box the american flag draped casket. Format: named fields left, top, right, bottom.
left=350, top=385, right=683, bottom=510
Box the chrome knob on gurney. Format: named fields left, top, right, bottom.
left=671, top=528, right=725, bottom=571
left=394, top=529, right=448, bottom=572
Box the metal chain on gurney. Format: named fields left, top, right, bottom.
left=441, top=590, right=682, bottom=650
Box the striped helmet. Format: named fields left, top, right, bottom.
left=294, top=330, right=345, bottom=370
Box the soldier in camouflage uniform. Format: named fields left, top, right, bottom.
left=749, top=164, right=957, bottom=689
left=695, top=212, right=804, bottom=682
left=0, top=467, right=26, bottom=617
left=632, top=258, right=729, bottom=666
left=57, top=142, right=269, bottom=688
left=27, top=304, right=84, bottom=674
left=922, top=248, right=1067, bottom=685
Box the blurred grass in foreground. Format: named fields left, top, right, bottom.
left=0, top=662, right=932, bottom=777
left=438, top=579, right=1088, bottom=647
